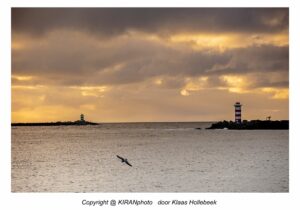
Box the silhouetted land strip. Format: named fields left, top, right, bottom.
left=205, top=120, right=289, bottom=130
left=12, top=120, right=99, bottom=126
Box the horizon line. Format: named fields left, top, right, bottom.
left=11, top=119, right=289, bottom=124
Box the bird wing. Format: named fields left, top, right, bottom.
left=116, top=155, right=123, bottom=160
left=125, top=161, right=132, bottom=167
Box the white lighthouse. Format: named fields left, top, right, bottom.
left=234, top=102, right=242, bottom=123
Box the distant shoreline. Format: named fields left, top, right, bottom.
left=11, top=121, right=99, bottom=126
left=11, top=120, right=289, bottom=129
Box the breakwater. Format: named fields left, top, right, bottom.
left=206, top=120, right=288, bottom=130
left=12, top=120, right=99, bottom=126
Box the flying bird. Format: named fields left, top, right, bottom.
left=116, top=155, right=132, bottom=167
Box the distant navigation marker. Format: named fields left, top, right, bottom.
left=80, top=114, right=85, bottom=122
left=234, top=102, right=242, bottom=123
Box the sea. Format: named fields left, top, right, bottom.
left=11, top=122, right=289, bottom=192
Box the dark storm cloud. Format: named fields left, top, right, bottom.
left=12, top=34, right=173, bottom=83
left=12, top=8, right=289, bottom=92
left=11, top=28, right=232, bottom=86
left=12, top=30, right=288, bottom=89
left=12, top=8, right=288, bottom=36
left=207, top=45, right=289, bottom=75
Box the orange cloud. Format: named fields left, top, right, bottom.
left=12, top=75, right=34, bottom=81
left=168, top=32, right=288, bottom=51
left=260, top=87, right=289, bottom=99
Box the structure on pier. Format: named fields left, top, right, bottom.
left=234, top=102, right=242, bottom=123
left=80, top=114, right=85, bottom=122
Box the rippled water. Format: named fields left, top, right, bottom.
left=11, top=122, right=288, bottom=192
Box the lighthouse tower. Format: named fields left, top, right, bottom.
left=80, top=114, right=85, bottom=122
left=234, top=102, right=242, bottom=123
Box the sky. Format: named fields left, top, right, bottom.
left=11, top=8, right=289, bottom=123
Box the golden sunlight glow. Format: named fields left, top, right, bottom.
left=154, top=78, right=163, bottom=85
left=12, top=41, right=25, bottom=50
left=180, top=89, right=190, bottom=96
left=258, top=33, right=288, bottom=46
left=70, top=86, right=109, bottom=97
left=261, top=87, right=289, bottom=99
left=170, top=34, right=232, bottom=51
left=169, top=32, right=288, bottom=51
left=219, top=75, right=289, bottom=99
left=12, top=75, right=33, bottom=81
left=180, top=76, right=208, bottom=96
left=220, top=75, right=249, bottom=93
left=12, top=105, right=79, bottom=123
left=12, top=85, right=45, bottom=90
